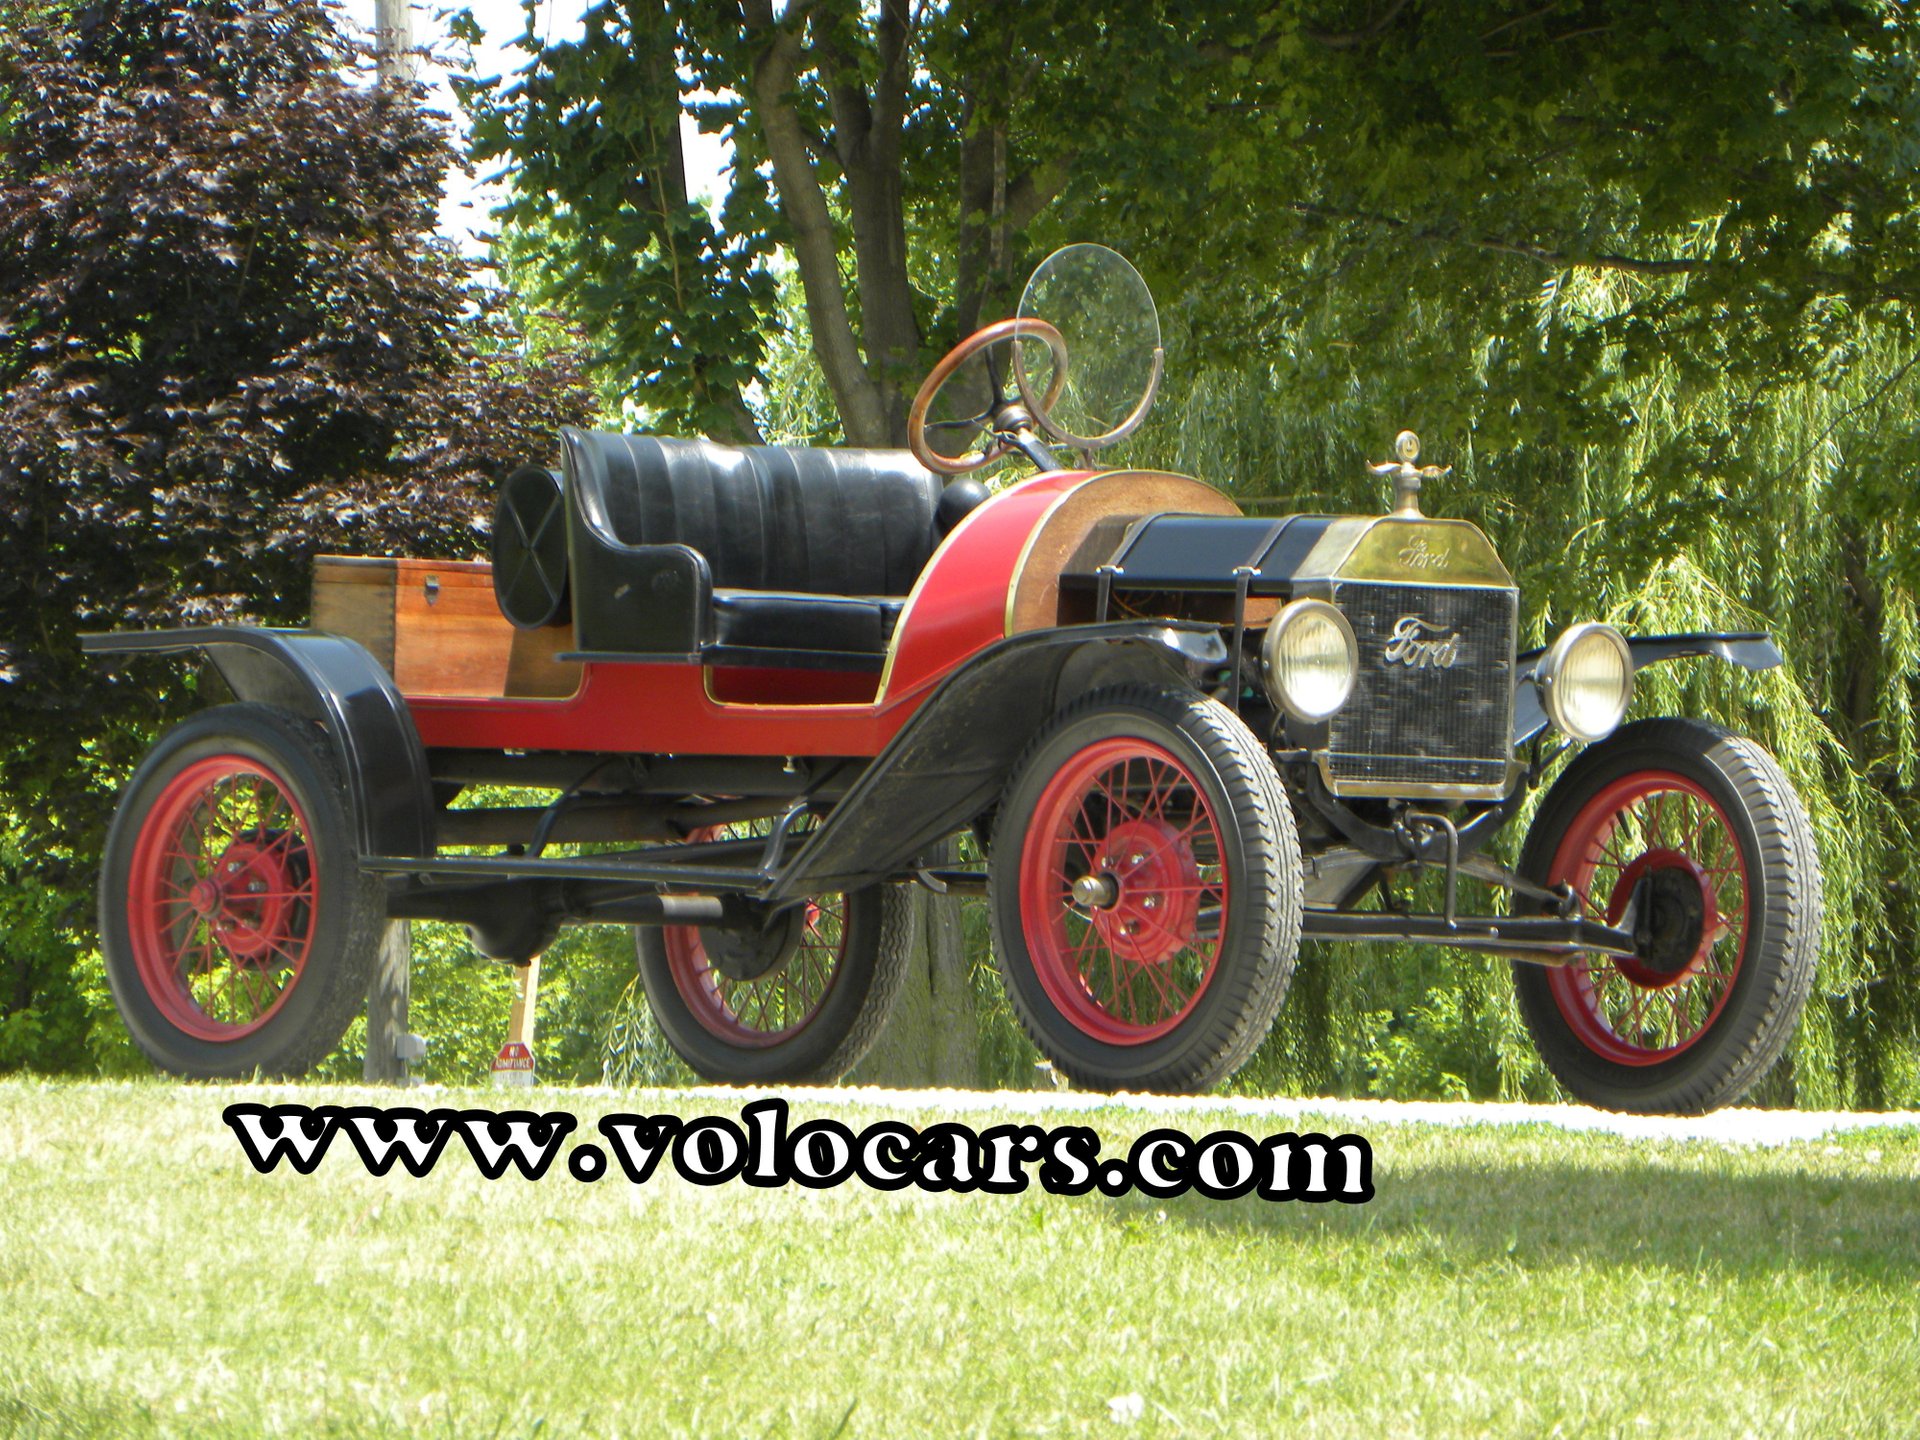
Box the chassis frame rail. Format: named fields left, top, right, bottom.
left=361, top=852, right=773, bottom=892
left=366, top=850, right=1637, bottom=969
left=1300, top=909, right=1636, bottom=962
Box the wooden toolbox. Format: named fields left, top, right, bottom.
left=310, top=556, right=579, bottom=699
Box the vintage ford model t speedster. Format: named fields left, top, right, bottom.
left=84, top=245, right=1820, bottom=1115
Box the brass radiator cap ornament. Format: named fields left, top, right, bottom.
left=1369, top=429, right=1452, bottom=518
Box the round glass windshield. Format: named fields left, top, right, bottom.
left=1014, top=244, right=1163, bottom=448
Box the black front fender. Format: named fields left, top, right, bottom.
left=767, top=621, right=1228, bottom=900
left=81, top=626, right=436, bottom=857
left=1513, top=631, right=1782, bottom=746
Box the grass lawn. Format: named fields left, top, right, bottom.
left=2, top=1080, right=1917, bottom=1439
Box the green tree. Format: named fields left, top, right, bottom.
left=472, top=0, right=1920, bottom=472
left=0, top=0, right=595, bottom=1069
left=475, top=0, right=1920, bottom=1103
left=462, top=0, right=1110, bottom=446
left=1105, top=0, right=1920, bottom=1105
left=461, top=1, right=777, bottom=441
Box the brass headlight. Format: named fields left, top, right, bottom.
left=1537, top=622, right=1633, bottom=743
left=1262, top=599, right=1358, bottom=722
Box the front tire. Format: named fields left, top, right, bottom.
left=988, top=685, right=1304, bottom=1093
left=99, top=703, right=385, bottom=1079
left=1513, top=717, right=1822, bottom=1114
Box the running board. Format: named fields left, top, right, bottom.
left=1300, top=910, right=1637, bottom=962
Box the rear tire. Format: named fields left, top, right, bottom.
left=636, top=825, right=915, bottom=1083
left=99, top=703, right=384, bottom=1079
left=1512, top=718, right=1822, bottom=1114
left=988, top=685, right=1303, bottom=1093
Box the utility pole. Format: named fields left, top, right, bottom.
left=372, top=0, right=420, bottom=87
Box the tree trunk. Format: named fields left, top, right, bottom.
left=743, top=0, right=894, bottom=445
left=372, top=0, right=418, bottom=87
left=363, top=921, right=412, bottom=1083
left=817, top=0, right=921, bottom=441
left=851, top=868, right=979, bottom=1088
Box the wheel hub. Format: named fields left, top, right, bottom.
left=700, top=901, right=813, bottom=983
left=1072, top=873, right=1119, bottom=909
left=187, top=878, right=221, bottom=917
left=1084, top=817, right=1201, bottom=966
left=1607, top=849, right=1717, bottom=990
left=203, top=832, right=303, bottom=966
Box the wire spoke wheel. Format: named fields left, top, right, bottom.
left=1513, top=718, right=1821, bottom=1115
left=636, top=821, right=913, bottom=1084
left=99, top=703, right=385, bottom=1079
left=1020, top=739, right=1228, bottom=1043
left=128, top=756, right=319, bottom=1039
left=1545, top=772, right=1747, bottom=1064
left=664, top=824, right=847, bottom=1047
left=990, top=686, right=1302, bottom=1094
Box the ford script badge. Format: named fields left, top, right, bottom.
left=1394, top=535, right=1450, bottom=572
left=1382, top=614, right=1462, bottom=669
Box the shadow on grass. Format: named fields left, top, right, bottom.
left=1101, top=1152, right=1920, bottom=1282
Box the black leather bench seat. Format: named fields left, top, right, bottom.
left=549, top=428, right=986, bottom=667
left=710, top=589, right=907, bottom=665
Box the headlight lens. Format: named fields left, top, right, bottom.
left=1538, top=622, right=1633, bottom=743
left=1262, top=599, right=1358, bottom=722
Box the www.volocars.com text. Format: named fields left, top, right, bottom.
left=222, top=1098, right=1374, bottom=1202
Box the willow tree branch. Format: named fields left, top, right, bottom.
left=1287, top=201, right=1699, bottom=275
left=1771, top=349, right=1920, bottom=486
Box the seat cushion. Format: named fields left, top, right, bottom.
left=560, top=430, right=962, bottom=598
left=711, top=590, right=906, bottom=657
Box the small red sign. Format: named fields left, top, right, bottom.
left=491, top=1042, right=535, bottom=1084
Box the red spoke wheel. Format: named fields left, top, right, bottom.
left=1514, top=718, right=1821, bottom=1114
left=635, top=823, right=913, bottom=1084
left=100, top=704, right=385, bottom=1078
left=1018, top=741, right=1227, bottom=1043
left=128, top=756, right=318, bottom=1039
left=990, top=686, right=1302, bottom=1093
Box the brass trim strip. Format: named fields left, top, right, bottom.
left=697, top=674, right=884, bottom=712
left=1322, top=576, right=1517, bottom=592
left=1002, top=469, right=1241, bottom=636
left=1313, top=753, right=1523, bottom=803
left=1003, top=476, right=1099, bottom=637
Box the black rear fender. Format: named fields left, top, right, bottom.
left=80, top=627, right=436, bottom=857
left=766, top=622, right=1227, bottom=900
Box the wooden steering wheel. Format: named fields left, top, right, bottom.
left=907, top=317, right=1070, bottom=475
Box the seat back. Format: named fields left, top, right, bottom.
left=559, top=429, right=954, bottom=598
